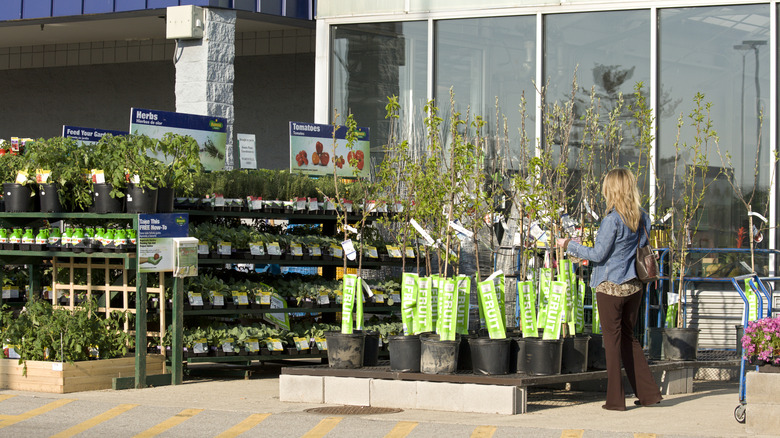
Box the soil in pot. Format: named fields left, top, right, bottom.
left=324, top=331, right=365, bottom=369
left=469, top=337, right=510, bottom=375
left=561, top=335, right=590, bottom=374
left=663, top=327, right=699, bottom=361
left=39, top=183, right=62, bottom=212
left=524, top=338, right=563, bottom=376
left=420, top=333, right=459, bottom=374
left=3, top=183, right=34, bottom=212
left=388, top=335, right=421, bottom=372
left=126, top=183, right=158, bottom=214
left=91, top=183, right=122, bottom=213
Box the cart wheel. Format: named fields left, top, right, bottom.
left=734, top=404, right=746, bottom=423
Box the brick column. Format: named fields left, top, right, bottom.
left=174, top=8, right=235, bottom=169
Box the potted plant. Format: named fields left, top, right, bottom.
left=0, top=150, right=35, bottom=212
left=91, top=134, right=162, bottom=213
left=153, top=133, right=203, bottom=212
left=24, top=137, right=92, bottom=212
left=741, top=316, right=780, bottom=367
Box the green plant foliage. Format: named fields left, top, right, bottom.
left=0, top=298, right=131, bottom=373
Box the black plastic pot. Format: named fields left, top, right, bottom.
left=39, top=183, right=62, bottom=212
left=420, top=333, right=459, bottom=374
left=126, top=183, right=158, bottom=214
left=561, top=335, right=590, bottom=374
left=663, top=327, right=699, bottom=361
left=510, top=337, right=528, bottom=373
left=587, top=333, right=607, bottom=370
left=156, top=187, right=175, bottom=213
left=646, top=327, right=665, bottom=360
left=91, top=183, right=122, bottom=213
left=362, top=330, right=380, bottom=366
left=388, top=334, right=421, bottom=372
left=469, top=337, right=510, bottom=375
left=324, top=331, right=365, bottom=369
left=524, top=338, right=563, bottom=376
left=457, top=333, right=476, bottom=371
left=3, top=183, right=33, bottom=212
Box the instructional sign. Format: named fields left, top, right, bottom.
left=289, top=121, right=370, bottom=177
left=138, top=213, right=189, bottom=273
left=130, top=108, right=227, bottom=171
left=62, top=125, right=128, bottom=144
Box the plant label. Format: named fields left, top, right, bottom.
left=218, top=242, right=231, bottom=256
left=250, top=242, right=265, bottom=256
left=187, top=292, right=203, bottom=306
left=342, top=239, right=357, bottom=261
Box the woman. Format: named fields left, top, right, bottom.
left=557, top=168, right=662, bottom=411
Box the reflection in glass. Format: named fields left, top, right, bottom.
left=435, top=16, right=536, bottom=166
left=331, top=22, right=428, bottom=161
left=543, top=10, right=651, bottom=213
left=659, top=5, right=769, bottom=248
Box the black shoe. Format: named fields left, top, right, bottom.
left=634, top=399, right=662, bottom=406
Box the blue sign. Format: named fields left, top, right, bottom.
left=138, top=214, right=189, bottom=239
left=130, top=108, right=227, bottom=171
left=62, top=125, right=128, bottom=144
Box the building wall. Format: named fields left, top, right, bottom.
left=0, top=29, right=315, bottom=170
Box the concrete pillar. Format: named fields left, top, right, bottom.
left=174, top=8, right=235, bottom=169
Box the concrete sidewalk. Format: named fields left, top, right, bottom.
left=0, top=363, right=763, bottom=438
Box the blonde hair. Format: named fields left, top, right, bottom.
left=602, top=168, right=641, bottom=232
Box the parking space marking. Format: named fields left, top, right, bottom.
left=133, top=408, right=204, bottom=438
left=50, top=403, right=139, bottom=438
left=0, top=398, right=75, bottom=429
left=0, top=395, right=16, bottom=403
left=471, top=425, right=497, bottom=437
left=215, top=413, right=271, bottom=438
left=302, top=416, right=343, bottom=438
left=561, top=430, right=584, bottom=438
left=383, top=421, right=418, bottom=438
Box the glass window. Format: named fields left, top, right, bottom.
left=435, top=16, right=536, bottom=165
left=659, top=5, right=770, bottom=249
left=543, top=10, right=651, bottom=209
left=331, top=22, right=428, bottom=158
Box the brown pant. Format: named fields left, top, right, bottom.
left=597, top=291, right=662, bottom=410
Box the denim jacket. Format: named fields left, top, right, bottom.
left=566, top=209, right=649, bottom=288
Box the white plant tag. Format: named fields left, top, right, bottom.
left=342, top=239, right=357, bottom=261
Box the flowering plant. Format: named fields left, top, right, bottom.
left=742, top=316, right=780, bottom=364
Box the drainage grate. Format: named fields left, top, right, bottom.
left=305, top=406, right=402, bottom=415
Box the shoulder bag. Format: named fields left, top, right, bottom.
left=635, top=218, right=659, bottom=283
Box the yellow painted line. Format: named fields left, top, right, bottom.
left=0, top=395, right=16, bottom=403
left=471, top=425, right=497, bottom=438
left=302, top=416, right=343, bottom=438
left=133, top=408, right=203, bottom=438
left=50, top=404, right=138, bottom=438
left=0, top=399, right=75, bottom=429
left=561, top=430, right=584, bottom=438
left=215, top=413, right=270, bottom=438
left=634, top=434, right=656, bottom=438
left=384, top=421, right=418, bottom=438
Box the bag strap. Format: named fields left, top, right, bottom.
left=637, top=214, right=652, bottom=248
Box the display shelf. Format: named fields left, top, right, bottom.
left=0, top=250, right=136, bottom=268
left=182, top=305, right=400, bottom=316
left=197, top=257, right=400, bottom=268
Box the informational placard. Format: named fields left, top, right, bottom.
left=138, top=213, right=189, bottom=273
left=237, top=133, right=257, bottom=169
left=129, top=108, right=227, bottom=171
left=263, top=292, right=290, bottom=330
left=173, top=237, right=198, bottom=278
left=289, top=121, right=370, bottom=177
left=62, top=125, right=128, bottom=144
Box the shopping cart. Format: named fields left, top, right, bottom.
left=730, top=273, right=774, bottom=423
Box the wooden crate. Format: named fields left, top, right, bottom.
left=0, top=355, right=166, bottom=393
